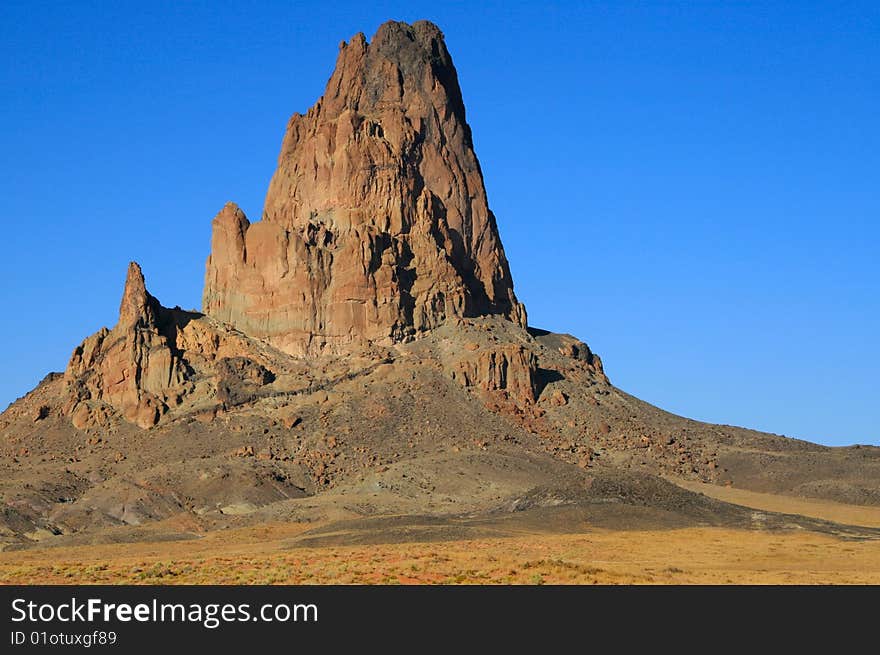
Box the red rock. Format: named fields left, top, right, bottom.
left=203, top=20, right=526, bottom=355
left=63, top=263, right=185, bottom=429
left=452, top=344, right=537, bottom=405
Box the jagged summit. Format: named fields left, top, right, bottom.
left=52, top=21, right=542, bottom=435
left=118, top=261, right=160, bottom=329
left=326, top=21, right=468, bottom=130
left=203, top=20, right=526, bottom=356
left=64, top=262, right=188, bottom=429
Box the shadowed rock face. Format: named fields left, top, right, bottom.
left=203, top=20, right=526, bottom=355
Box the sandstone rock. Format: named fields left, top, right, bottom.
left=69, top=403, right=93, bottom=430
left=61, top=261, right=290, bottom=429
left=46, top=22, right=601, bottom=445
left=215, top=357, right=275, bottom=408
left=452, top=344, right=537, bottom=405
left=215, top=357, right=275, bottom=386
left=63, top=263, right=189, bottom=429
left=203, top=20, right=526, bottom=355
left=232, top=445, right=255, bottom=458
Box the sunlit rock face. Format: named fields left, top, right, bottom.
left=203, top=20, right=526, bottom=356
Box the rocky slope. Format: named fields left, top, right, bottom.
left=2, top=260, right=878, bottom=550
left=1, top=20, right=878, bottom=550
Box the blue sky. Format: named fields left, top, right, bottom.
left=1, top=1, right=877, bottom=445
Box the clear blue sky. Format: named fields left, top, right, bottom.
left=1, top=1, right=877, bottom=445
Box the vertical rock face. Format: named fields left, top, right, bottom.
left=452, top=344, right=538, bottom=406
left=203, top=20, right=526, bottom=355
left=65, top=263, right=189, bottom=429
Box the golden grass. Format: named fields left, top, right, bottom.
left=670, top=479, right=880, bottom=528
left=2, top=524, right=879, bottom=585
